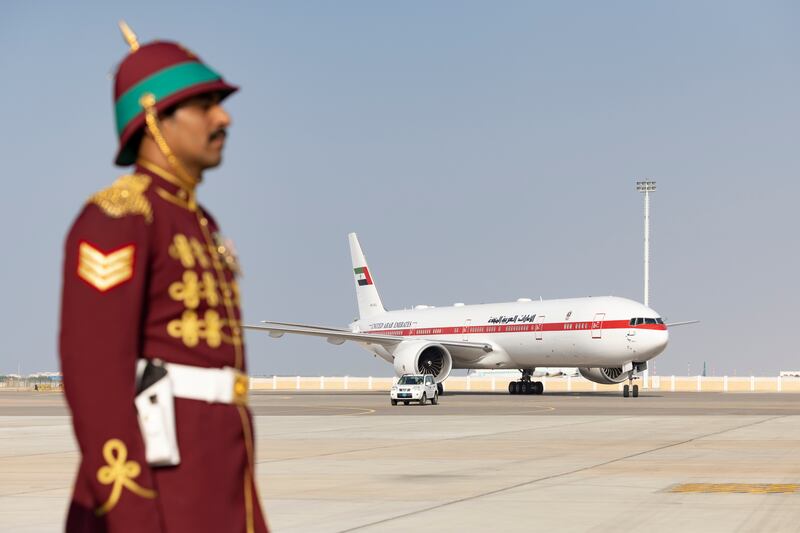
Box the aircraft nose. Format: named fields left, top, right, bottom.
left=649, top=329, right=669, bottom=355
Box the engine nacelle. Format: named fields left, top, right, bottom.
left=578, top=367, right=630, bottom=385
left=392, top=341, right=453, bottom=383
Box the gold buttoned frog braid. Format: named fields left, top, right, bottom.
left=195, top=213, right=244, bottom=368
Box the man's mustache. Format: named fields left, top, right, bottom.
left=209, top=128, right=227, bottom=142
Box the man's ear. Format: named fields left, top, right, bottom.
left=156, top=112, right=178, bottom=135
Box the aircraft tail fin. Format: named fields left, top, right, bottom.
left=348, top=233, right=386, bottom=319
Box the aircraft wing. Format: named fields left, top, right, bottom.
left=243, top=322, right=494, bottom=353
left=665, top=320, right=700, bottom=327
left=256, top=320, right=351, bottom=332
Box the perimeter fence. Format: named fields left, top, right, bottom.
left=249, top=375, right=800, bottom=393
left=2, top=375, right=797, bottom=393
left=0, top=378, right=63, bottom=391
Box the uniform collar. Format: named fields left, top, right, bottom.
left=137, top=159, right=199, bottom=193
left=135, top=160, right=198, bottom=211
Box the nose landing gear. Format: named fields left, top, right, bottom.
left=622, top=376, right=639, bottom=398
left=508, top=369, right=544, bottom=395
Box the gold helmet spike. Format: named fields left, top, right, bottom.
left=118, top=20, right=140, bottom=52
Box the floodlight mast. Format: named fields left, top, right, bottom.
left=636, top=180, right=656, bottom=388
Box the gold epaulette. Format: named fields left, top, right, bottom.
left=88, top=174, right=153, bottom=224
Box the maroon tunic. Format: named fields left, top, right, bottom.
left=59, top=162, right=268, bottom=532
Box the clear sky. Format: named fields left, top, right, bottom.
left=1, top=1, right=798, bottom=377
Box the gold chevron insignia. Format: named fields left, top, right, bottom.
left=78, top=242, right=135, bottom=292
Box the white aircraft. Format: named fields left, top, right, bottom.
left=245, top=233, right=696, bottom=398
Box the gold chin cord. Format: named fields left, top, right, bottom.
left=139, top=94, right=198, bottom=188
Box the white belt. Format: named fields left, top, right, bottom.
left=164, top=362, right=249, bottom=405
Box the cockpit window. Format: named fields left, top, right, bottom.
left=631, top=317, right=665, bottom=326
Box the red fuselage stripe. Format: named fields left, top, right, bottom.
left=367, top=320, right=666, bottom=337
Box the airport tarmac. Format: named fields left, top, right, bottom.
left=2, top=390, right=799, bottom=532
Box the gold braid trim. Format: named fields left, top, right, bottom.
left=88, top=174, right=153, bottom=224
left=138, top=158, right=197, bottom=194
left=237, top=406, right=256, bottom=533
left=95, top=439, right=156, bottom=516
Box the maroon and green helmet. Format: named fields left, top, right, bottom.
left=113, top=41, right=238, bottom=166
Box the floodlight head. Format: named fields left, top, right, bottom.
left=636, top=180, right=657, bottom=192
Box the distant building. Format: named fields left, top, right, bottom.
left=27, top=372, right=63, bottom=381
left=780, top=371, right=800, bottom=377
left=0, top=372, right=63, bottom=389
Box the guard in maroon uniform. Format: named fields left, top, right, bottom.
left=59, top=22, right=268, bottom=532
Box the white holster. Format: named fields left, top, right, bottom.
left=135, top=359, right=249, bottom=468
left=135, top=360, right=180, bottom=467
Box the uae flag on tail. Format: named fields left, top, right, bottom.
left=354, top=266, right=373, bottom=286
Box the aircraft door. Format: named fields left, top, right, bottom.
left=534, top=315, right=545, bottom=340
left=462, top=319, right=472, bottom=341
left=591, top=313, right=605, bottom=339
left=627, top=317, right=637, bottom=341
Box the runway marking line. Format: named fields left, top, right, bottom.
left=271, top=405, right=376, bottom=416
left=259, top=396, right=375, bottom=415
left=670, top=483, right=800, bottom=494
left=512, top=406, right=556, bottom=414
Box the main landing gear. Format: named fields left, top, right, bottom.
left=508, top=369, right=543, bottom=395
left=509, top=381, right=543, bottom=395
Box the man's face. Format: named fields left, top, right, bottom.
left=160, top=92, right=232, bottom=171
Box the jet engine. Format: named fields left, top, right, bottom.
left=392, top=341, right=453, bottom=383
left=578, top=367, right=629, bottom=385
